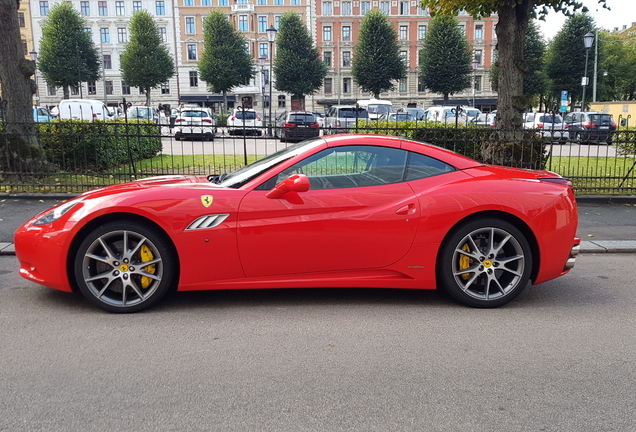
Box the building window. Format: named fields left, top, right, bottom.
left=474, top=49, right=482, bottom=65
left=40, top=1, right=49, bottom=16
left=258, top=0, right=266, bottom=4
left=275, top=15, right=280, bottom=29
left=263, top=70, right=269, bottom=85
left=418, top=81, right=425, bottom=92
left=18, top=12, right=25, bottom=26
left=278, top=95, right=285, bottom=108
left=361, top=1, right=370, bottom=14
left=275, top=0, right=282, bottom=4
left=186, top=17, right=195, bottom=33
left=258, top=16, right=267, bottom=32
left=457, top=25, right=465, bottom=34
left=475, top=24, right=483, bottom=39
left=219, top=0, right=228, bottom=4
left=341, top=1, right=351, bottom=15
left=399, top=25, right=408, bottom=40
left=260, top=43, right=268, bottom=58
left=161, top=83, right=170, bottom=94
left=400, top=50, right=407, bottom=65
left=84, top=28, right=92, bottom=40
left=115, top=1, right=125, bottom=15
left=399, top=1, right=409, bottom=15
left=342, top=51, right=350, bottom=67
left=189, top=71, right=198, bottom=87
left=103, top=55, right=112, bottom=69
left=98, top=1, right=107, bottom=15
left=156, top=1, right=165, bottom=15
left=418, top=25, right=426, bottom=39
left=474, top=76, right=482, bottom=91
left=187, top=44, right=197, bottom=60
left=323, top=26, right=332, bottom=41
left=185, top=0, right=194, bottom=5
left=100, top=28, right=110, bottom=43
left=380, top=1, right=389, bottom=14
left=88, top=82, right=97, bottom=95
left=342, top=26, right=351, bottom=41
left=159, top=27, right=167, bottom=42
left=122, top=82, right=131, bottom=95
left=343, top=78, right=351, bottom=93
left=80, top=2, right=90, bottom=16
left=399, top=79, right=407, bottom=92
left=117, top=28, right=127, bottom=43
left=323, top=1, right=332, bottom=16
left=47, top=85, right=57, bottom=96
left=105, top=81, right=114, bottom=95
left=239, top=15, right=248, bottom=31
left=133, top=1, right=142, bottom=12
left=202, top=0, right=210, bottom=4
left=417, top=6, right=427, bottom=15
left=324, top=78, right=332, bottom=94
left=291, top=0, right=299, bottom=4
left=324, top=51, right=331, bottom=66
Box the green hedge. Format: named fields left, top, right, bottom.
left=36, top=120, right=162, bottom=171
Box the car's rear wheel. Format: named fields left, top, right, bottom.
left=74, top=221, right=177, bottom=313
left=438, top=218, right=532, bottom=308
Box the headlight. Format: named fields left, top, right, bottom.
left=33, top=197, right=85, bottom=225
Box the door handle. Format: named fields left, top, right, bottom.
left=396, top=204, right=416, bottom=215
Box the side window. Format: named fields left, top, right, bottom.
left=526, top=113, right=534, bottom=122
left=405, top=152, right=455, bottom=181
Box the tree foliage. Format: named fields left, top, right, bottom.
left=419, top=14, right=472, bottom=105
left=544, top=13, right=595, bottom=110
left=420, top=0, right=607, bottom=130
left=120, top=10, right=175, bottom=106
left=595, top=31, right=636, bottom=102
left=491, top=19, right=547, bottom=109
left=199, top=11, right=255, bottom=111
left=38, top=2, right=100, bottom=100
left=351, top=9, right=407, bottom=99
left=274, top=12, right=327, bottom=109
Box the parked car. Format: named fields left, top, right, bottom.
left=58, top=99, right=115, bottom=121
left=564, top=111, right=616, bottom=144
left=472, top=112, right=497, bottom=128
left=379, top=112, right=416, bottom=122
left=274, top=111, right=321, bottom=142
left=14, top=134, right=580, bottom=313
left=523, top=113, right=569, bottom=143
left=324, top=105, right=369, bottom=133
left=312, top=111, right=325, bottom=128
left=422, top=106, right=469, bottom=124
left=465, top=108, right=482, bottom=122
left=126, top=106, right=159, bottom=123
left=174, top=107, right=217, bottom=140
left=227, top=108, right=263, bottom=135
left=405, top=108, right=426, bottom=121
left=33, top=106, right=56, bottom=122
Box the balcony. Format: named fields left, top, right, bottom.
left=231, top=3, right=255, bottom=13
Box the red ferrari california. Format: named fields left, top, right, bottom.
left=15, top=134, right=579, bottom=312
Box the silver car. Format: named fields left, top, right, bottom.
left=523, top=113, right=569, bottom=143
left=324, top=105, right=369, bottom=134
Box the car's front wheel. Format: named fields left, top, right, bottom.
left=73, top=221, right=177, bottom=313
left=438, top=218, right=532, bottom=308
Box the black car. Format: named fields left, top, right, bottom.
left=274, top=111, right=321, bottom=142
left=564, top=112, right=616, bottom=144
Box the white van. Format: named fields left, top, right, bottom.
left=58, top=99, right=114, bottom=121
left=356, top=99, right=393, bottom=120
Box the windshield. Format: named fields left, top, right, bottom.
left=367, top=104, right=393, bottom=114
left=338, top=108, right=369, bottom=119
left=235, top=111, right=257, bottom=119
left=216, top=138, right=325, bottom=188
left=129, top=108, right=152, bottom=118
left=538, top=115, right=563, bottom=123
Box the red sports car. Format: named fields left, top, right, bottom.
left=15, top=134, right=580, bottom=313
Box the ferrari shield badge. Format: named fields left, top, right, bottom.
left=201, top=195, right=214, bottom=208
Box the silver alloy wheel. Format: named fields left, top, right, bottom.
left=452, top=226, right=525, bottom=301
left=81, top=229, right=164, bottom=308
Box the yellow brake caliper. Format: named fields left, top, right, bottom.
left=459, top=244, right=471, bottom=280
left=140, top=244, right=156, bottom=289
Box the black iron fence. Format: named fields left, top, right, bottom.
left=1, top=119, right=635, bottom=195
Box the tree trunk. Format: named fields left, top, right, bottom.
left=63, top=85, right=70, bottom=100
left=223, top=90, right=228, bottom=114
left=443, top=93, right=449, bottom=105
left=0, top=0, right=47, bottom=174
left=145, top=86, right=152, bottom=107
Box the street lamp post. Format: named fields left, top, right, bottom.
left=259, top=56, right=266, bottom=133
left=266, top=25, right=277, bottom=136
left=30, top=50, right=39, bottom=106
left=471, top=58, right=479, bottom=108
left=581, top=32, right=594, bottom=111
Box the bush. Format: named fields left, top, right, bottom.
left=36, top=119, right=162, bottom=172
left=614, top=128, right=636, bottom=156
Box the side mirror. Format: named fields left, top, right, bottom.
left=266, top=174, right=310, bottom=199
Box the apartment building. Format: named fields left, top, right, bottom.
left=313, top=0, right=498, bottom=112
left=31, top=0, right=179, bottom=109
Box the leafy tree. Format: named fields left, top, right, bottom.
left=596, top=32, right=636, bottom=102
left=491, top=19, right=547, bottom=109
left=419, top=14, right=472, bottom=105
left=0, top=0, right=46, bottom=173
left=120, top=10, right=175, bottom=107
left=545, top=14, right=596, bottom=110
left=274, top=12, right=327, bottom=110
left=38, top=2, right=100, bottom=100
left=199, top=11, right=255, bottom=113
left=420, top=0, right=607, bottom=130
left=351, top=9, right=406, bottom=99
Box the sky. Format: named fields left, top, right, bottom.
left=536, top=0, right=636, bottom=40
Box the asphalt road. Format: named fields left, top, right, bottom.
left=1, top=252, right=635, bottom=431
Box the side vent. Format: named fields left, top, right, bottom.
left=186, top=214, right=230, bottom=230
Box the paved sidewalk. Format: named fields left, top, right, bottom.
left=1, top=194, right=635, bottom=256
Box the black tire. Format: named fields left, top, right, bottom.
left=74, top=220, right=177, bottom=313
left=438, top=218, right=533, bottom=308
